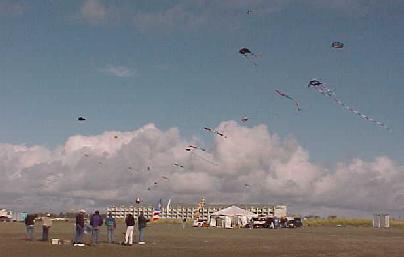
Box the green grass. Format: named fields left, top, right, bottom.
left=2, top=221, right=404, bottom=257
left=303, top=218, right=404, bottom=227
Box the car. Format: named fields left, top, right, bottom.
left=251, top=217, right=268, bottom=228
left=0, top=216, right=11, bottom=222
left=287, top=217, right=303, bottom=228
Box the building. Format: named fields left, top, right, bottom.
left=106, top=204, right=287, bottom=220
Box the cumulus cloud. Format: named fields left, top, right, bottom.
left=79, top=0, right=107, bottom=25
left=99, top=65, right=135, bottom=77
left=0, top=122, right=403, bottom=216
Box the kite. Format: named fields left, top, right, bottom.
left=275, top=89, right=302, bottom=111
left=246, top=10, right=254, bottom=15
left=173, top=163, right=184, bottom=168
left=204, top=127, right=227, bottom=138
left=331, top=42, right=344, bottom=49
left=308, top=79, right=390, bottom=130
left=238, top=47, right=259, bottom=66
left=161, top=176, right=169, bottom=181
left=241, top=116, right=249, bottom=123
left=186, top=145, right=206, bottom=152
left=78, top=116, right=86, bottom=121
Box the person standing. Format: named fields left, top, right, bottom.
left=74, top=210, right=86, bottom=245
left=105, top=212, right=116, bottom=244
left=182, top=217, right=187, bottom=229
left=90, top=210, right=103, bottom=245
left=41, top=213, right=53, bottom=241
left=124, top=214, right=135, bottom=246
left=137, top=211, right=149, bottom=245
left=25, top=214, right=36, bottom=241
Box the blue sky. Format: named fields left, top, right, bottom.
left=0, top=0, right=403, bottom=166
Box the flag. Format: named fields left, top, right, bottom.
left=166, top=198, right=171, bottom=211
left=152, top=199, right=162, bottom=221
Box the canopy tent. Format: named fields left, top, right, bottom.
left=211, top=206, right=256, bottom=217
left=210, top=206, right=257, bottom=228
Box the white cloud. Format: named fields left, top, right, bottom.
left=99, top=65, right=134, bottom=77
left=1, top=122, right=403, bottom=216
left=80, top=0, right=107, bottom=25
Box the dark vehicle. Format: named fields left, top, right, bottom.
left=0, top=216, right=11, bottom=222
left=287, top=217, right=303, bottom=228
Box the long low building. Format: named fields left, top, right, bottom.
left=106, top=204, right=287, bottom=220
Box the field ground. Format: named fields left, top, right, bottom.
left=1, top=222, right=404, bottom=257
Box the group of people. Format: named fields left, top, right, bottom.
left=74, top=210, right=149, bottom=246
left=24, top=210, right=150, bottom=246
left=24, top=213, right=53, bottom=241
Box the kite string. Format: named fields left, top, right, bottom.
left=191, top=151, right=219, bottom=166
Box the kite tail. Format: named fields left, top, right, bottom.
left=244, top=55, right=258, bottom=66
left=331, top=95, right=390, bottom=131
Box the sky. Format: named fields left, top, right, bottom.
left=1, top=0, right=404, bottom=217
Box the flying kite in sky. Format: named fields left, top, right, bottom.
left=173, top=163, right=184, bottom=168
left=308, top=79, right=390, bottom=130
left=238, top=47, right=259, bottom=66
left=246, top=10, right=254, bottom=15
left=78, top=116, right=86, bottom=121
left=241, top=116, right=249, bottom=123
left=204, top=127, right=227, bottom=138
left=331, top=41, right=344, bottom=49
left=275, top=89, right=302, bottom=111
left=186, top=145, right=206, bottom=152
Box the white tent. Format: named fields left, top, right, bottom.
left=210, top=206, right=257, bottom=228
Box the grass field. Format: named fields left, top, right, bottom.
left=1, top=221, right=404, bottom=257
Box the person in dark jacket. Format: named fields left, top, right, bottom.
left=123, top=214, right=135, bottom=246
left=74, top=210, right=86, bottom=245
left=105, top=212, right=116, bottom=244
left=137, top=212, right=149, bottom=244
left=25, top=214, right=36, bottom=241
left=90, top=210, right=103, bottom=245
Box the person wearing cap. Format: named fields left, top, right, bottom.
left=74, top=210, right=86, bottom=245
left=90, top=210, right=103, bottom=245
left=41, top=213, right=53, bottom=241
